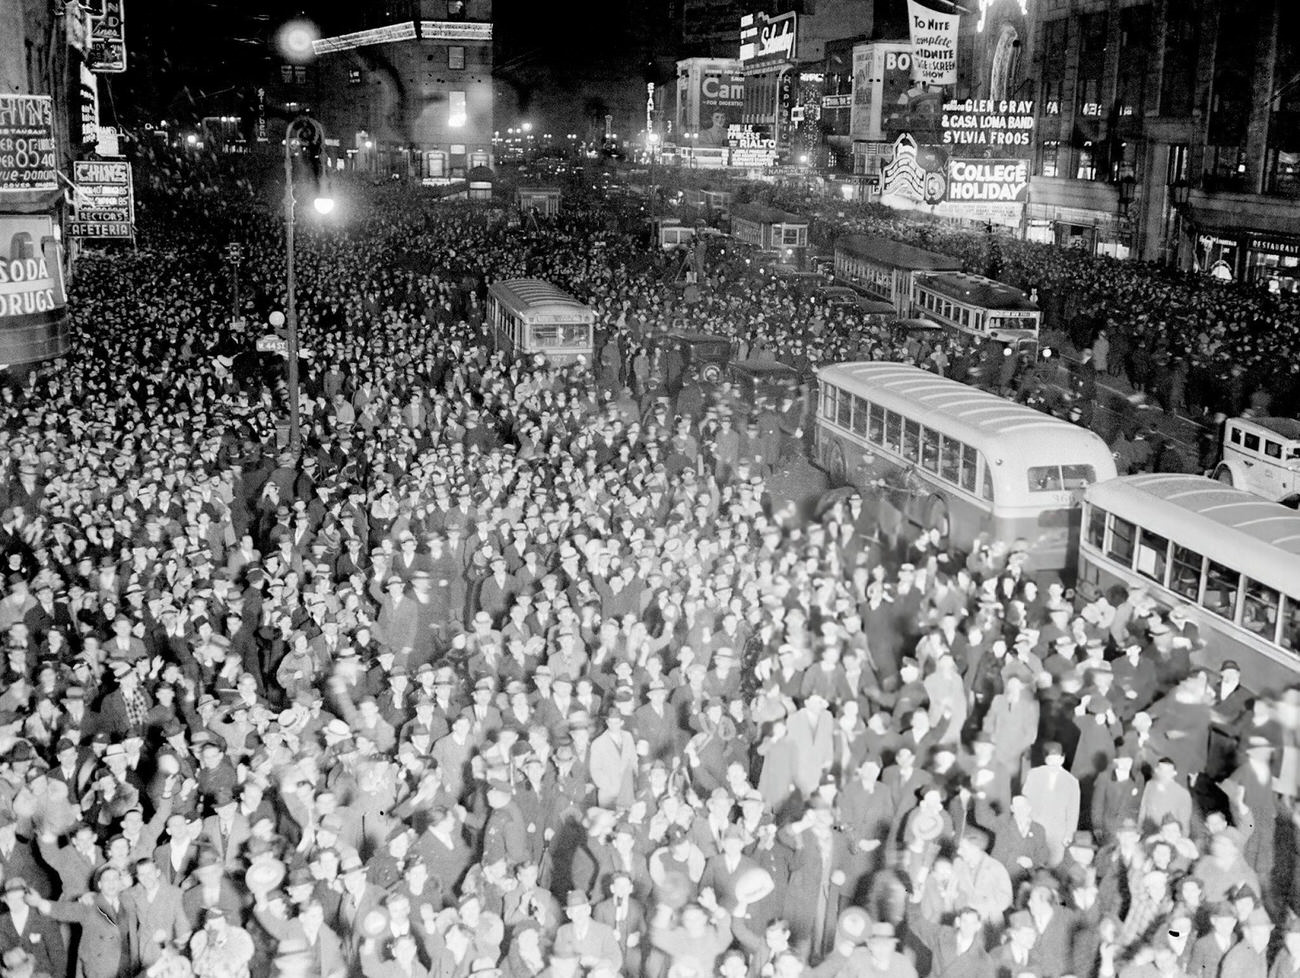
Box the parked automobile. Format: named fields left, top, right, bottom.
left=1213, top=416, right=1300, bottom=507
left=654, top=330, right=734, bottom=383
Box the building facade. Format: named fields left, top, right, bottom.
left=311, top=0, right=494, bottom=180
left=965, top=0, right=1300, bottom=280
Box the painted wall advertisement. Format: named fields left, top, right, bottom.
left=70, top=160, right=135, bottom=239
left=727, top=124, right=779, bottom=168
left=0, top=96, right=58, bottom=194
left=849, top=47, right=877, bottom=141
left=697, top=73, right=745, bottom=148
left=906, top=0, right=959, bottom=85
left=87, top=0, right=127, bottom=73
left=0, top=215, right=67, bottom=320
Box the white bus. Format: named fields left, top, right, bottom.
left=833, top=234, right=962, bottom=317
left=816, top=362, right=1116, bottom=571
left=1080, top=474, right=1300, bottom=690
left=910, top=270, right=1040, bottom=354
left=486, top=279, right=595, bottom=366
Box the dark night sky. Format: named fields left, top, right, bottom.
left=120, top=0, right=661, bottom=131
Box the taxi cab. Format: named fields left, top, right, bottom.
left=1213, top=416, right=1300, bottom=507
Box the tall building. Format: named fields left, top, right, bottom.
left=311, top=0, right=494, bottom=180
left=960, top=0, right=1300, bottom=281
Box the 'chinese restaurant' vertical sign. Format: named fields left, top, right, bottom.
left=88, top=0, right=127, bottom=73
left=0, top=96, right=58, bottom=194
left=70, top=160, right=135, bottom=239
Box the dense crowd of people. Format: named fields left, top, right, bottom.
left=0, top=158, right=1298, bottom=978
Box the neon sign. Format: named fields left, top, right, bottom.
left=977, top=0, right=1028, bottom=32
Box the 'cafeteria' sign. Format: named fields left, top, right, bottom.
left=70, top=160, right=135, bottom=239
left=0, top=96, right=58, bottom=193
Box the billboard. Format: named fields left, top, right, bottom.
left=87, top=0, right=127, bottom=73
left=941, top=98, right=1035, bottom=150
left=849, top=47, right=877, bottom=141
left=698, top=72, right=745, bottom=148
left=728, top=124, right=778, bottom=168
left=0, top=215, right=67, bottom=321
left=0, top=96, right=58, bottom=194
left=880, top=133, right=1027, bottom=227
left=907, top=0, right=959, bottom=85
left=740, top=11, right=797, bottom=65
left=70, top=160, right=135, bottom=239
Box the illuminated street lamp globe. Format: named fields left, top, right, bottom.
left=268, top=311, right=286, bottom=328
left=313, top=197, right=335, bottom=215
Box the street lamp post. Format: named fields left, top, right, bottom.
left=282, top=114, right=331, bottom=453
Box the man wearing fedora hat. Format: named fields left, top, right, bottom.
left=556, top=889, right=622, bottom=971
left=0, top=878, right=63, bottom=978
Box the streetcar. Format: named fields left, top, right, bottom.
left=1080, top=473, right=1300, bottom=691
left=486, top=279, right=595, bottom=366
left=909, top=271, right=1041, bottom=355
left=832, top=234, right=962, bottom=317
left=815, top=362, right=1116, bottom=572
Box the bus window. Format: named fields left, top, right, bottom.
left=1266, top=441, right=1283, bottom=459
left=1281, top=597, right=1300, bottom=653
left=1203, top=561, right=1241, bottom=620
left=1028, top=466, right=1063, bottom=491
left=1242, top=579, right=1280, bottom=641
left=868, top=402, right=885, bottom=443
left=1135, top=528, right=1169, bottom=584
left=1244, top=432, right=1261, bottom=452
left=903, top=419, right=921, bottom=463
left=885, top=411, right=902, bottom=453
left=1106, top=516, right=1136, bottom=567
left=1229, top=427, right=1242, bottom=445
left=1169, top=544, right=1204, bottom=602
left=562, top=323, right=590, bottom=345
left=939, top=436, right=961, bottom=483
left=822, top=386, right=837, bottom=420
left=921, top=428, right=940, bottom=472
left=1085, top=505, right=1107, bottom=549
left=1061, top=464, right=1096, bottom=490
left=981, top=463, right=994, bottom=501
left=837, top=391, right=853, bottom=429
left=851, top=396, right=869, bottom=438
left=531, top=324, right=560, bottom=346
left=960, top=449, right=977, bottom=493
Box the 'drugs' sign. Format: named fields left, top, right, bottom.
left=0, top=215, right=67, bottom=319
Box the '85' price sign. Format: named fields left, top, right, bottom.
left=88, top=0, right=127, bottom=73
left=0, top=95, right=58, bottom=193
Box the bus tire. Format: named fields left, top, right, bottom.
left=701, top=363, right=722, bottom=384
left=1213, top=464, right=1234, bottom=487
left=925, top=496, right=951, bottom=543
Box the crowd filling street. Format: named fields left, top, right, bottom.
left=2, top=153, right=1300, bottom=978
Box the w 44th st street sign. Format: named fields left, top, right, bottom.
left=256, top=335, right=312, bottom=358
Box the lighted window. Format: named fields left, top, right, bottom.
left=449, top=91, right=467, bottom=128
left=448, top=46, right=465, bottom=69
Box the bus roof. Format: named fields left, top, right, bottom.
left=816, top=362, right=1115, bottom=499
left=487, top=279, right=595, bottom=321
left=914, top=271, right=1038, bottom=311
left=833, top=235, right=963, bottom=272
left=1085, top=474, right=1300, bottom=593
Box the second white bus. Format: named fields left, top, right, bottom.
left=1080, top=473, right=1300, bottom=690
left=816, top=362, right=1117, bottom=571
